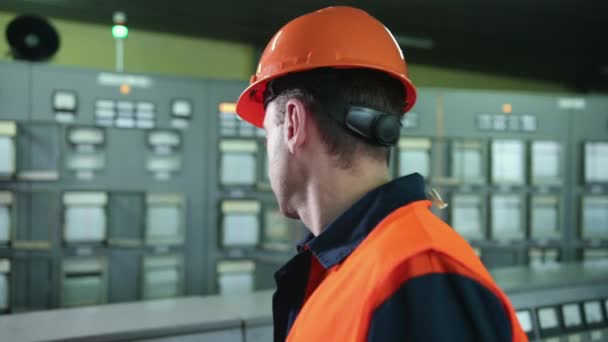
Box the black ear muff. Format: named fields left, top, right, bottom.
left=345, top=106, right=401, bottom=146
left=373, top=113, right=401, bottom=146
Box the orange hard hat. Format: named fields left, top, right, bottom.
left=235, top=6, right=418, bottom=128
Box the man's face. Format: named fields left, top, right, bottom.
left=263, top=100, right=300, bottom=219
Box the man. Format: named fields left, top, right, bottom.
left=236, top=6, right=527, bottom=342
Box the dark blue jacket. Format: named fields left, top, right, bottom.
left=273, top=174, right=513, bottom=341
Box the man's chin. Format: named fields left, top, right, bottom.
left=279, top=205, right=299, bottom=220
left=284, top=210, right=300, bottom=220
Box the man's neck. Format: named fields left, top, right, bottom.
left=296, top=164, right=390, bottom=236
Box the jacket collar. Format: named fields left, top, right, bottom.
left=296, top=173, right=428, bottom=269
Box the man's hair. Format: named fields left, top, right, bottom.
left=263, top=68, right=405, bottom=168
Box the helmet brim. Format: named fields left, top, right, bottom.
left=236, top=65, right=417, bottom=129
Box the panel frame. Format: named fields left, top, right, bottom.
left=13, top=190, right=58, bottom=251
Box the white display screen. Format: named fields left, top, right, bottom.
left=0, top=137, right=15, bottom=176
left=137, top=102, right=154, bottom=112
left=491, top=196, right=523, bottom=240
left=452, top=148, right=482, bottom=180
left=222, top=213, right=259, bottom=247
left=538, top=307, right=559, bottom=329
left=399, top=150, right=429, bottom=178
left=67, top=153, right=105, bottom=170
left=452, top=196, right=482, bottom=239
left=0, top=274, right=7, bottom=310
left=492, top=140, right=524, bottom=184
left=0, top=206, right=10, bottom=242
left=508, top=115, right=520, bottom=131
left=521, top=115, right=537, bottom=131
left=65, top=207, right=106, bottom=242
left=148, top=132, right=180, bottom=147
left=478, top=114, right=492, bottom=130
left=146, top=206, right=180, bottom=239
left=146, top=156, right=181, bottom=173
left=532, top=141, right=561, bottom=181
left=403, top=112, right=418, bottom=128
left=62, top=275, right=102, bottom=306
left=516, top=310, right=533, bottom=333
left=585, top=142, right=608, bottom=183
left=221, top=153, right=256, bottom=185
left=562, top=304, right=582, bottom=327
left=145, top=268, right=179, bottom=284
left=584, top=249, right=608, bottom=261
left=545, top=249, right=560, bottom=263
left=493, top=115, right=507, bottom=130
left=531, top=204, right=558, bottom=238
left=583, top=301, right=604, bottom=324
left=53, top=91, right=77, bottom=111
left=264, top=209, right=289, bottom=242
left=529, top=249, right=543, bottom=265
left=144, top=268, right=179, bottom=298
left=583, top=197, right=608, bottom=239
left=172, top=100, right=192, bottom=117
left=218, top=272, right=254, bottom=295
left=68, top=128, right=104, bottom=145
left=116, top=101, right=134, bottom=112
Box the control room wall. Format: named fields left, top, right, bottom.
left=1, top=11, right=574, bottom=93
left=409, top=64, right=573, bottom=93
left=0, top=11, right=255, bottom=80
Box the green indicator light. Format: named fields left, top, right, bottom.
left=112, top=25, right=128, bottom=39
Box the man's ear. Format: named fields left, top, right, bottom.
left=284, top=98, right=307, bottom=154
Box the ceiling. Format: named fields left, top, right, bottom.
left=2, top=0, right=607, bottom=91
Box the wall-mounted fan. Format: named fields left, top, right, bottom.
left=5, top=15, right=60, bottom=61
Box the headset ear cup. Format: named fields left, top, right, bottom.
left=373, top=114, right=401, bottom=146
left=345, top=107, right=376, bottom=140
left=345, top=107, right=401, bottom=146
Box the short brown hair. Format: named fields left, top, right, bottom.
left=264, top=68, right=405, bottom=168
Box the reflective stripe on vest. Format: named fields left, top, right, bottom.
left=286, top=200, right=527, bottom=342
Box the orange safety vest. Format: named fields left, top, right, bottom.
left=286, top=200, right=527, bottom=341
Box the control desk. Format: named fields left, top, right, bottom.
left=0, top=262, right=606, bottom=342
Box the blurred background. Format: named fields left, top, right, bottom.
left=0, top=1, right=607, bottom=341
